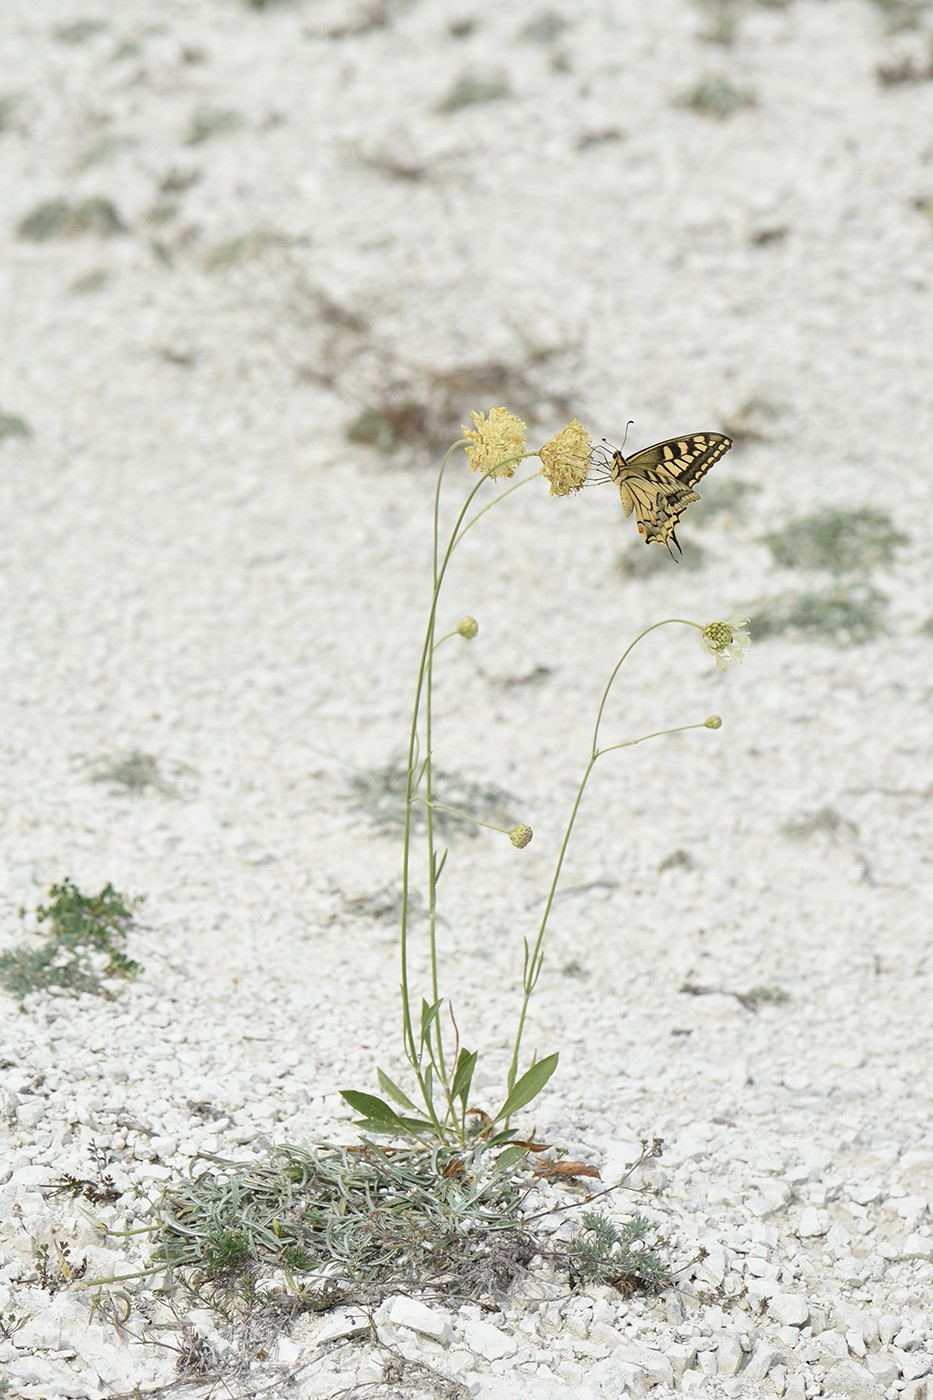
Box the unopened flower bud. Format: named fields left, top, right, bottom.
left=705, top=715, right=722, bottom=729
left=509, top=824, right=533, bottom=849
left=457, top=616, right=479, bottom=639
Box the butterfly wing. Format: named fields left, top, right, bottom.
left=610, top=433, right=732, bottom=550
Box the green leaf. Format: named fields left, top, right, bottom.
left=377, top=1068, right=418, bottom=1112
left=420, top=997, right=443, bottom=1046
left=494, top=1052, right=559, bottom=1123
left=340, top=1090, right=406, bottom=1130
left=341, top=1091, right=434, bottom=1139
left=495, top=1143, right=531, bottom=1170
left=451, top=1049, right=477, bottom=1109
left=354, top=1115, right=435, bottom=1138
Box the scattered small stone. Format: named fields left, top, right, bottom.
left=823, top=1359, right=884, bottom=1398
left=744, top=1341, right=781, bottom=1382
left=461, top=1318, right=519, bottom=1361
left=769, top=1293, right=810, bottom=1327
left=386, top=1296, right=453, bottom=1345
left=797, top=1207, right=829, bottom=1237
left=903, top=1234, right=933, bottom=1262
left=714, top=1332, right=745, bottom=1377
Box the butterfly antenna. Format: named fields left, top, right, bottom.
left=620, top=420, right=635, bottom=451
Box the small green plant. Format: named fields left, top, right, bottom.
left=0, top=93, right=20, bottom=132
left=0, top=411, right=32, bottom=443
left=681, top=980, right=790, bottom=1011
left=762, top=507, right=906, bottom=574
left=346, top=402, right=432, bottom=455
left=184, top=107, right=243, bottom=145
left=752, top=581, right=888, bottom=644
left=35, top=1239, right=88, bottom=1294
left=91, top=748, right=178, bottom=796
left=0, top=878, right=143, bottom=1002
left=73, top=134, right=135, bottom=172
left=54, top=18, right=108, bottom=43
left=200, top=229, right=292, bottom=272
left=567, top=1211, right=671, bottom=1294
left=436, top=75, right=513, bottom=113
left=340, top=410, right=750, bottom=1150
left=152, top=1141, right=533, bottom=1311
left=16, top=197, right=125, bottom=241
left=676, top=74, right=755, bottom=117
left=866, top=0, right=932, bottom=31
left=46, top=1148, right=122, bottom=1205
left=781, top=805, right=858, bottom=841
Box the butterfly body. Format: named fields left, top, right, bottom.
left=607, top=432, right=732, bottom=552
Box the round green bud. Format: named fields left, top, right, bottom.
left=509, top=824, right=533, bottom=849
left=457, top=616, right=479, bottom=639
left=705, top=715, right=722, bottom=729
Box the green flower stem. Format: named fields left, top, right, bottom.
left=401, top=446, right=535, bottom=1130
left=411, top=797, right=512, bottom=839
left=457, top=465, right=540, bottom=544
left=506, top=619, right=709, bottom=1098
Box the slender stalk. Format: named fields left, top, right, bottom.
left=506, top=620, right=706, bottom=1095
left=411, top=797, right=513, bottom=838
left=400, top=449, right=535, bottom=1127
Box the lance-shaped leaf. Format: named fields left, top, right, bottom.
left=451, top=1049, right=478, bottom=1110
left=493, top=1052, right=558, bottom=1124
left=377, top=1068, right=418, bottom=1112
left=340, top=1089, right=432, bottom=1137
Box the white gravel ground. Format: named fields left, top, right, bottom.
left=2, top=1, right=933, bottom=1397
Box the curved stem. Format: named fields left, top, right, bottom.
left=507, top=619, right=705, bottom=1096
left=400, top=444, right=538, bottom=1127
left=591, top=619, right=696, bottom=758
left=412, top=797, right=513, bottom=838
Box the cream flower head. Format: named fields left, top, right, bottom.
left=462, top=407, right=527, bottom=479
left=538, top=419, right=593, bottom=496
left=700, top=615, right=751, bottom=670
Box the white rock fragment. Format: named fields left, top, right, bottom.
left=610, top=1361, right=648, bottom=1396
left=867, top=1354, right=899, bottom=1387
left=622, top=1346, right=675, bottom=1389
left=461, top=1318, right=517, bottom=1361
left=693, top=1245, right=729, bottom=1287
left=667, top=1343, right=698, bottom=1378
left=903, top=1233, right=933, bottom=1261
left=847, top=1183, right=881, bottom=1206
left=15, top=1098, right=46, bottom=1129
left=714, top=1332, right=745, bottom=1377
left=900, top=1381, right=932, bottom=1400
left=386, top=1296, right=452, bottom=1345
left=768, top=1293, right=810, bottom=1327
left=797, top=1207, right=829, bottom=1237
left=846, top=1328, right=867, bottom=1357
left=822, top=1360, right=884, bottom=1397
left=744, top=1341, right=780, bottom=1382
left=899, top=1352, right=933, bottom=1382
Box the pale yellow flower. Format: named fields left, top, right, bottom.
left=700, top=615, right=751, bottom=670
left=509, top=824, right=533, bottom=848
left=538, top=419, right=593, bottom=496
left=462, top=407, right=527, bottom=479
left=457, top=616, right=479, bottom=639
